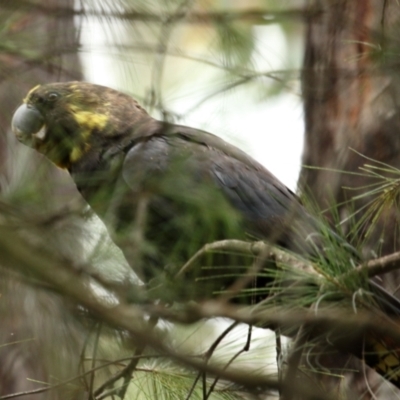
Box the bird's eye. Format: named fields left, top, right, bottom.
left=47, top=92, right=59, bottom=102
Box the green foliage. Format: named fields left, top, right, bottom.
left=126, top=360, right=243, bottom=400
left=214, top=21, right=255, bottom=68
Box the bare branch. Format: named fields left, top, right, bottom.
left=205, top=324, right=252, bottom=399
left=0, top=229, right=334, bottom=399
left=2, top=2, right=319, bottom=25
left=355, top=251, right=400, bottom=278
left=178, top=239, right=318, bottom=278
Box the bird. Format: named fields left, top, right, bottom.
left=11, top=82, right=321, bottom=297
left=11, top=81, right=400, bottom=386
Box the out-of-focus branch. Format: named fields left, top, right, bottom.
left=186, top=240, right=400, bottom=297
left=2, top=2, right=321, bottom=25
left=0, top=227, right=332, bottom=399
left=185, top=321, right=238, bottom=400
left=178, top=239, right=318, bottom=277
left=4, top=219, right=399, bottom=346
left=205, top=324, right=252, bottom=399
left=143, top=301, right=400, bottom=341
left=355, top=251, right=400, bottom=278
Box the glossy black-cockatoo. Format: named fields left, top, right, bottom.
left=11, top=82, right=400, bottom=386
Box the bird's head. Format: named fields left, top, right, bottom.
left=12, top=81, right=148, bottom=169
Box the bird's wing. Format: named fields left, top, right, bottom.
left=122, top=124, right=318, bottom=255
left=122, top=127, right=400, bottom=383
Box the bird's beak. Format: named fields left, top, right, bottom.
left=12, top=104, right=46, bottom=145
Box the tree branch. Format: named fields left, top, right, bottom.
left=356, top=251, right=400, bottom=278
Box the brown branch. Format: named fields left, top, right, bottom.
left=0, top=230, right=292, bottom=388
left=178, top=239, right=318, bottom=278
left=0, top=229, right=332, bottom=399
left=6, top=223, right=400, bottom=395
left=218, top=244, right=273, bottom=303
left=144, top=301, right=400, bottom=347
left=355, top=251, right=400, bottom=278
left=4, top=219, right=398, bottom=343
left=2, top=2, right=319, bottom=25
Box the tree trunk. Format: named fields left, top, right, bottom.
left=301, top=0, right=400, bottom=396
left=0, top=1, right=84, bottom=398
left=302, top=0, right=400, bottom=262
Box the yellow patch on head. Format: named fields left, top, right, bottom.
left=67, top=105, right=107, bottom=164
left=69, top=105, right=109, bottom=133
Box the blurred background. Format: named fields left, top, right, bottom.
left=80, top=0, right=305, bottom=190
left=2, top=0, right=400, bottom=399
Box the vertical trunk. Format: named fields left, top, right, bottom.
left=301, top=0, right=400, bottom=396
left=0, top=1, right=84, bottom=398
left=302, top=0, right=400, bottom=263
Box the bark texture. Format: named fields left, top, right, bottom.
left=301, top=0, right=400, bottom=396
left=302, top=0, right=400, bottom=283
left=0, top=1, right=85, bottom=398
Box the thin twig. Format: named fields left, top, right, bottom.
left=149, top=0, right=195, bottom=114
left=354, top=251, right=400, bottom=278
left=79, top=322, right=102, bottom=393
left=276, top=330, right=283, bottom=400
left=185, top=322, right=238, bottom=400
left=218, top=244, right=273, bottom=303
left=88, top=322, right=103, bottom=397
left=118, top=316, right=158, bottom=399
left=94, top=317, right=158, bottom=399
left=178, top=240, right=317, bottom=278
left=2, top=2, right=318, bottom=25
left=0, top=356, right=154, bottom=400
left=205, top=324, right=252, bottom=399
left=203, top=322, right=240, bottom=399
